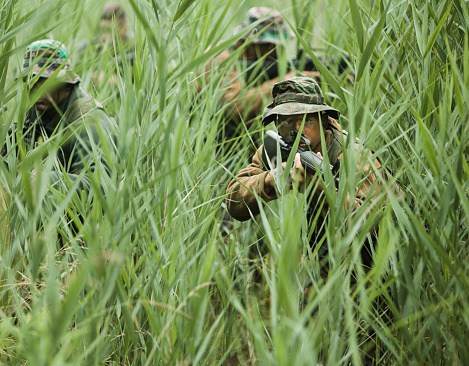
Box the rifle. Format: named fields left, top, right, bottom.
left=262, top=130, right=340, bottom=188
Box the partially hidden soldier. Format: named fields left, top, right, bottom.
left=78, top=2, right=132, bottom=56
left=78, top=3, right=135, bottom=87
left=99, top=3, right=131, bottom=46
left=1, top=39, right=117, bottom=241
left=97, top=2, right=134, bottom=69
left=226, top=76, right=398, bottom=270
left=225, top=76, right=399, bottom=362
left=202, top=7, right=320, bottom=142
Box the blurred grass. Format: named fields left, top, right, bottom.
left=0, top=0, right=468, bottom=364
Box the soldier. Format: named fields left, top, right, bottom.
left=226, top=76, right=394, bottom=261
left=1, top=39, right=117, bottom=231
left=78, top=3, right=134, bottom=87
left=77, top=2, right=132, bottom=54
left=225, top=76, right=398, bottom=362
left=203, top=7, right=320, bottom=142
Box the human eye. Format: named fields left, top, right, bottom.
left=278, top=119, right=290, bottom=128
left=305, top=118, right=316, bottom=125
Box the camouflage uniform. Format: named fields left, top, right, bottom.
left=1, top=40, right=115, bottom=240
left=4, top=39, right=116, bottom=189
left=224, top=79, right=395, bottom=346
left=226, top=77, right=387, bottom=248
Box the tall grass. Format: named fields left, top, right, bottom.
left=0, top=0, right=468, bottom=364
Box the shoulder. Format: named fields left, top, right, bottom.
left=66, top=87, right=117, bottom=133
left=66, top=87, right=105, bottom=122
left=204, top=49, right=232, bottom=73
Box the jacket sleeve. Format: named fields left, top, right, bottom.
left=226, top=146, right=278, bottom=221
left=205, top=51, right=296, bottom=126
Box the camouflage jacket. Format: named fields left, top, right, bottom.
left=9, top=84, right=117, bottom=189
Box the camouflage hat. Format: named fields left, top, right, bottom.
left=235, top=7, right=291, bottom=44
left=22, top=39, right=80, bottom=84
left=262, top=77, right=340, bottom=125
left=101, top=2, right=126, bottom=21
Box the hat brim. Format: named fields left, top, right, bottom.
left=262, top=102, right=340, bottom=125
left=30, top=65, right=80, bottom=84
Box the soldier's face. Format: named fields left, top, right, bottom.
left=243, top=43, right=277, bottom=60
left=30, top=78, right=68, bottom=111
left=276, top=113, right=323, bottom=151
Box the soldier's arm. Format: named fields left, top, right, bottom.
left=227, top=143, right=399, bottom=224
left=206, top=51, right=297, bottom=125
left=226, top=146, right=278, bottom=221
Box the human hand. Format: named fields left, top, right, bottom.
left=289, top=153, right=316, bottom=193
left=264, top=153, right=320, bottom=194
left=264, top=161, right=288, bottom=195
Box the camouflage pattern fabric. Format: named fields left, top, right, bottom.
left=235, top=7, right=292, bottom=44
left=22, top=39, right=80, bottom=84
left=262, top=76, right=340, bottom=125
left=101, top=2, right=126, bottom=20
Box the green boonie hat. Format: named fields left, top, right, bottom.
left=261, top=77, right=340, bottom=125
left=22, top=39, right=80, bottom=84
left=235, top=7, right=291, bottom=44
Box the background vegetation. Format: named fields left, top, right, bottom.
left=1, top=0, right=468, bottom=364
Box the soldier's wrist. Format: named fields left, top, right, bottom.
left=264, top=170, right=275, bottom=195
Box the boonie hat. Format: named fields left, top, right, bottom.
left=101, top=2, right=126, bottom=21
left=22, top=39, right=80, bottom=84
left=262, top=77, right=340, bottom=125
left=235, top=7, right=291, bottom=44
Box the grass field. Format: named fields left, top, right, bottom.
left=1, top=0, right=468, bottom=364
